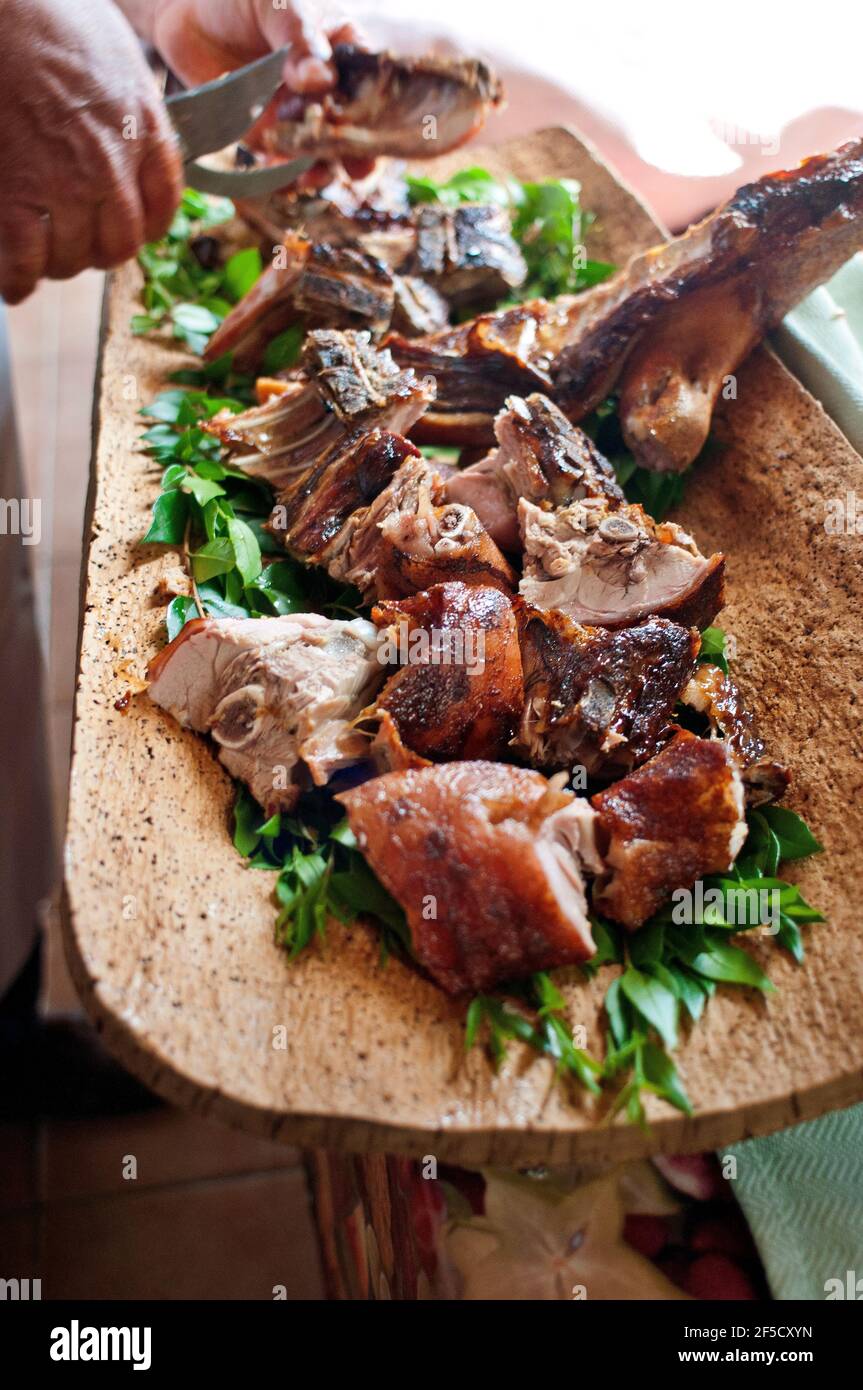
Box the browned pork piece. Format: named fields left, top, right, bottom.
left=147, top=615, right=384, bottom=814
left=519, top=495, right=725, bottom=629
left=265, top=46, right=503, bottom=161
left=445, top=392, right=624, bottom=550
left=681, top=662, right=790, bottom=805
left=338, top=761, right=603, bottom=993
left=205, top=233, right=396, bottom=367
left=591, top=730, right=747, bottom=928
left=204, top=329, right=435, bottom=490
left=371, top=583, right=524, bottom=763
left=386, top=301, right=559, bottom=445
left=404, top=203, right=527, bottom=306
left=552, top=137, right=863, bottom=471
left=234, top=159, right=414, bottom=254
left=516, top=607, right=699, bottom=777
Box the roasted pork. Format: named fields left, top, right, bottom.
left=204, top=329, right=435, bottom=490
left=516, top=607, right=699, bottom=777
left=371, top=582, right=524, bottom=762
left=404, top=203, right=527, bottom=307
left=205, top=234, right=396, bottom=367
left=147, top=614, right=384, bottom=813
left=338, top=761, right=603, bottom=993
left=591, top=730, right=747, bottom=928
left=552, top=137, right=863, bottom=470
left=519, top=495, right=725, bottom=629
left=681, top=662, right=790, bottom=805
left=266, top=46, right=503, bottom=162
left=445, top=392, right=624, bottom=550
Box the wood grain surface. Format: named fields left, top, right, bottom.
left=62, top=126, right=863, bottom=1165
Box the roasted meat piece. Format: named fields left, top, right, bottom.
left=323, top=451, right=516, bottom=601
left=390, top=274, right=450, bottom=336
left=404, top=203, right=527, bottom=307
left=681, top=662, right=790, bottom=805
left=338, top=761, right=603, bottom=993
left=266, top=46, right=503, bottom=161
left=552, top=137, right=863, bottom=471
left=516, top=607, right=699, bottom=777
left=445, top=393, right=624, bottom=550
left=271, top=429, right=421, bottom=562
left=205, top=233, right=396, bottom=367
left=591, top=730, right=747, bottom=928
left=147, top=615, right=384, bottom=814
left=372, top=583, right=524, bottom=762
left=519, top=495, right=725, bottom=629
left=387, top=303, right=556, bottom=446
left=204, top=329, right=435, bottom=489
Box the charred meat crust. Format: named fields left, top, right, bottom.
left=515, top=606, right=700, bottom=777
left=371, top=582, right=525, bottom=762
left=552, top=137, right=863, bottom=469
left=591, top=729, right=746, bottom=928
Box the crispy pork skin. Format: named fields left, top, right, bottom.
left=552, top=137, right=863, bottom=471
left=516, top=607, right=699, bottom=777
left=445, top=393, right=624, bottom=550
left=266, top=46, right=503, bottom=161
left=372, top=583, right=524, bottom=762
left=204, top=329, right=435, bottom=490
left=591, top=730, right=747, bottom=929
left=338, top=761, right=602, bottom=993
left=205, top=234, right=396, bottom=367
left=147, top=614, right=384, bottom=814
left=519, top=495, right=725, bottom=629
left=681, top=662, right=790, bottom=805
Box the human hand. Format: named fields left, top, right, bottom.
left=0, top=0, right=182, bottom=304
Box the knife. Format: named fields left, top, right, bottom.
left=165, top=46, right=315, bottom=196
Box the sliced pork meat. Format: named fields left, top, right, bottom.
left=371, top=583, right=524, bottom=762
left=323, top=451, right=516, bottom=601
left=552, top=137, right=863, bottom=471
left=337, top=761, right=603, bottom=993
left=234, top=158, right=414, bottom=252
left=404, top=203, right=526, bottom=307
left=204, top=329, right=434, bottom=490
left=681, top=662, right=790, bottom=805
left=387, top=302, right=556, bottom=446
left=269, top=429, right=421, bottom=562
left=205, top=234, right=395, bottom=367
left=445, top=392, right=624, bottom=551
left=591, top=730, right=747, bottom=929
left=519, top=495, right=725, bottom=629
left=266, top=46, right=503, bottom=161
left=390, top=274, right=450, bottom=336
left=516, top=607, right=699, bottom=777
left=147, top=614, right=384, bottom=814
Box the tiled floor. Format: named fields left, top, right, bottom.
left=2, top=275, right=323, bottom=1300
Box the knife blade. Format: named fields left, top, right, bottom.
left=165, top=47, right=315, bottom=196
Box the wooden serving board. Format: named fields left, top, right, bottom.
left=63, top=126, right=863, bottom=1165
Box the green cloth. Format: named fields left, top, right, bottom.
left=723, top=255, right=863, bottom=1302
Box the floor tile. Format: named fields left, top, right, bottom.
left=39, top=1108, right=299, bottom=1203
left=42, top=1169, right=322, bottom=1300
